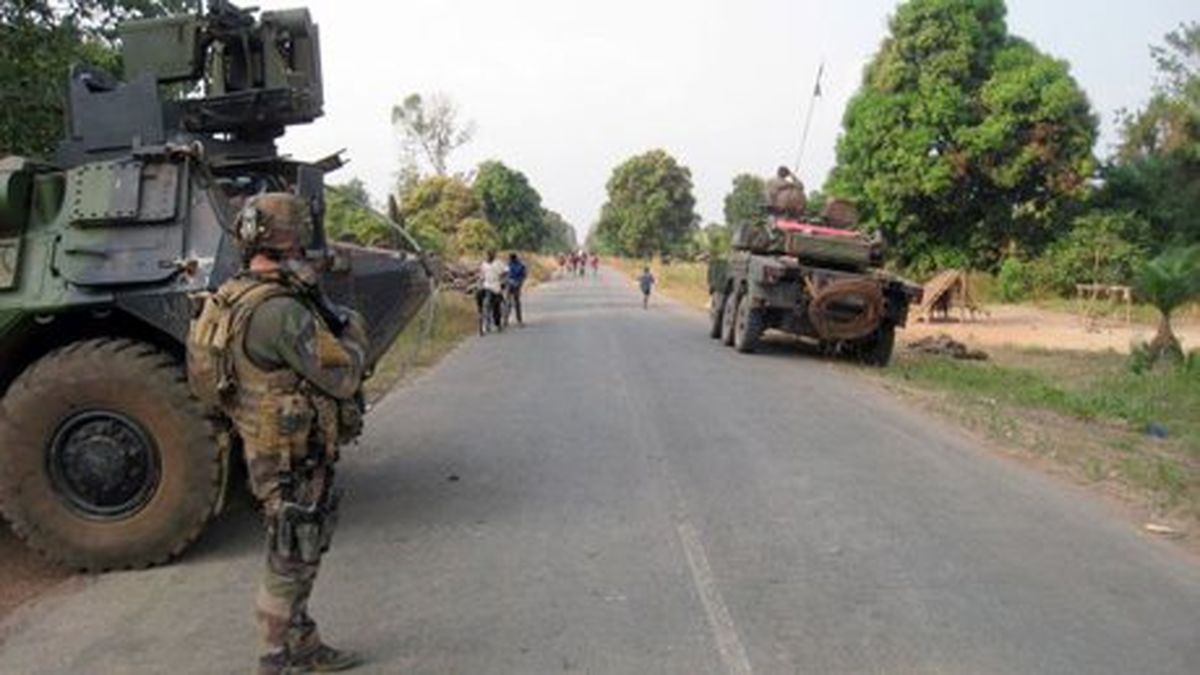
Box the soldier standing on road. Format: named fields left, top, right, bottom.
left=188, top=193, right=367, bottom=675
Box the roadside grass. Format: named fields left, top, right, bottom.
left=611, top=258, right=710, bottom=311
left=365, top=253, right=555, bottom=403
left=880, top=347, right=1200, bottom=523
left=364, top=291, right=477, bottom=402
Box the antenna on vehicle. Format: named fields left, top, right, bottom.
left=793, top=62, right=824, bottom=175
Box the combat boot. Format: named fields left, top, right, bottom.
left=290, top=643, right=363, bottom=672
left=257, top=652, right=298, bottom=675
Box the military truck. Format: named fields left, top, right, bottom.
left=707, top=202, right=921, bottom=365
left=0, top=1, right=430, bottom=571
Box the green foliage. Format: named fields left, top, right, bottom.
left=996, top=256, right=1030, bottom=302
left=540, top=209, right=578, bottom=253
left=400, top=175, right=483, bottom=254
left=453, top=217, right=501, bottom=256
left=722, top=174, right=765, bottom=229
left=1032, top=211, right=1148, bottom=294
left=827, top=0, right=1096, bottom=269
left=595, top=149, right=698, bottom=257
left=325, top=179, right=399, bottom=248
left=1135, top=245, right=1200, bottom=315
left=0, top=1, right=185, bottom=156
left=1099, top=23, right=1200, bottom=252
left=473, top=160, right=545, bottom=250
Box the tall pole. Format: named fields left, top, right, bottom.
left=793, top=62, right=824, bottom=175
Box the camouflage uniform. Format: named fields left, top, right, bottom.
left=191, top=194, right=367, bottom=674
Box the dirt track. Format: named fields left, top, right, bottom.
left=903, top=304, right=1200, bottom=354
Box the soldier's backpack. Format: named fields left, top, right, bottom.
left=186, top=278, right=291, bottom=413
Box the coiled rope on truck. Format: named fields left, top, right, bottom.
left=807, top=278, right=884, bottom=341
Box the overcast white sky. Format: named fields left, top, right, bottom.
left=261, top=0, right=1197, bottom=241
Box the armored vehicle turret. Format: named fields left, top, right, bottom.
left=0, top=1, right=430, bottom=570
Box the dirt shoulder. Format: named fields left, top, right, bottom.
left=0, top=525, right=71, bottom=621
left=905, top=304, right=1200, bottom=354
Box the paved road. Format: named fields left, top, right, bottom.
left=2, top=270, right=1199, bottom=674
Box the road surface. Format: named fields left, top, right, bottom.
left=2, top=270, right=1198, bottom=674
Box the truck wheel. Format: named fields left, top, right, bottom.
left=857, top=322, right=896, bottom=367
left=0, top=338, right=222, bottom=571
left=734, top=297, right=764, bottom=353
left=721, top=291, right=739, bottom=346
left=708, top=291, right=725, bottom=339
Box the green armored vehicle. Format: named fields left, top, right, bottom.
left=707, top=185, right=921, bottom=365
left=0, top=1, right=430, bottom=570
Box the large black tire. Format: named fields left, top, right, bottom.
left=0, top=338, right=223, bottom=571
left=734, top=297, right=765, bottom=354
left=708, top=291, right=726, bottom=339
left=721, top=291, right=739, bottom=346
left=857, top=322, right=897, bottom=367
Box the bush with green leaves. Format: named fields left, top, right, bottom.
left=1034, top=211, right=1148, bottom=294
left=996, top=256, right=1031, bottom=302
left=1135, top=244, right=1200, bottom=364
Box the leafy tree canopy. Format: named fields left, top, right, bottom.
left=540, top=209, right=578, bottom=253
left=826, top=0, right=1096, bottom=269
left=453, top=217, right=501, bottom=256
left=325, top=178, right=401, bottom=249
left=1, top=0, right=186, bottom=156
left=400, top=175, right=482, bottom=254
left=723, top=173, right=765, bottom=229
left=594, top=149, right=698, bottom=257
left=473, top=160, right=545, bottom=251
left=1100, top=23, right=1199, bottom=250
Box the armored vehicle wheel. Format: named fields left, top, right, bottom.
left=708, top=291, right=726, bottom=339
left=721, top=291, right=739, bottom=346
left=856, top=322, right=896, bottom=367
left=734, top=297, right=764, bottom=354
left=0, top=338, right=223, bottom=571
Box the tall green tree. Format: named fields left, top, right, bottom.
left=1098, top=23, right=1199, bottom=250
left=1, top=1, right=186, bottom=156
left=473, top=160, right=545, bottom=250
left=595, top=149, right=697, bottom=257
left=826, top=0, right=1096, bottom=270
left=723, top=173, right=765, bottom=228
left=540, top=209, right=578, bottom=253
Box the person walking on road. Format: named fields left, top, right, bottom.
left=507, top=252, right=527, bottom=326
left=479, top=250, right=507, bottom=332
left=187, top=193, right=368, bottom=675
left=590, top=254, right=600, bottom=279
left=638, top=266, right=656, bottom=309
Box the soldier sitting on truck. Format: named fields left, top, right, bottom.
left=764, top=166, right=807, bottom=220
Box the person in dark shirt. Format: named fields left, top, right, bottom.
left=507, top=252, right=528, bottom=325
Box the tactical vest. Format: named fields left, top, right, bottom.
left=188, top=275, right=341, bottom=464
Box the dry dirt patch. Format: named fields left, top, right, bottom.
left=0, top=521, right=71, bottom=621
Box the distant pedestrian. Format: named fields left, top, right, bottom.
left=638, top=267, right=655, bottom=309
left=590, top=254, right=599, bottom=278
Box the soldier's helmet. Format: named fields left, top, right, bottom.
left=234, top=192, right=314, bottom=256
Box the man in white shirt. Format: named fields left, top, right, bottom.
left=478, top=250, right=507, bottom=331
